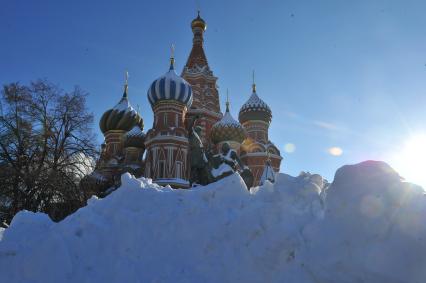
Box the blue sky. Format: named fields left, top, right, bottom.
left=1, top=0, right=426, bottom=184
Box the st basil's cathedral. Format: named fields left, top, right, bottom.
left=87, top=12, right=282, bottom=191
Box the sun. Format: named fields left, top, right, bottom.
left=390, top=134, right=426, bottom=189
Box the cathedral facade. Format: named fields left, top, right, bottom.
left=86, top=13, right=282, bottom=191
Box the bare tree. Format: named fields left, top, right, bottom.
left=0, top=79, right=98, bottom=223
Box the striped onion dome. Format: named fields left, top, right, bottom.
left=124, top=125, right=146, bottom=148
left=147, top=58, right=193, bottom=108
left=211, top=102, right=246, bottom=144
left=238, top=84, right=272, bottom=124
left=99, top=85, right=143, bottom=134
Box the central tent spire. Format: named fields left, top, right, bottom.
left=182, top=11, right=222, bottom=146
left=185, top=11, right=208, bottom=69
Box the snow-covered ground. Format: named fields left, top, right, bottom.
left=0, top=161, right=425, bottom=283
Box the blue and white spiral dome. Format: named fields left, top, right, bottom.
left=147, top=59, right=193, bottom=108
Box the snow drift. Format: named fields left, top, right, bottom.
left=0, top=161, right=425, bottom=283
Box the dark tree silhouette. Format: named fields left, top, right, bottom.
left=0, top=79, right=98, bottom=223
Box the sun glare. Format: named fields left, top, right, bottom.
left=390, top=134, right=426, bottom=189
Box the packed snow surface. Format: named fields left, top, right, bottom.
left=0, top=161, right=425, bottom=283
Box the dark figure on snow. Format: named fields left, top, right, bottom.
left=188, top=122, right=213, bottom=186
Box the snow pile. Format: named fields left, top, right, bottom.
left=301, top=161, right=426, bottom=283
left=0, top=161, right=425, bottom=283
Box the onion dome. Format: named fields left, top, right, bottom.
left=100, top=76, right=143, bottom=134
left=124, top=125, right=146, bottom=148
left=191, top=11, right=206, bottom=31
left=211, top=97, right=246, bottom=144
left=147, top=54, right=193, bottom=108
left=239, top=82, right=272, bottom=124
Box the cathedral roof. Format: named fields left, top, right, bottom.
left=147, top=58, right=193, bottom=108
left=211, top=101, right=246, bottom=144
left=99, top=80, right=144, bottom=134
left=184, top=45, right=209, bottom=70
left=124, top=125, right=146, bottom=149
left=239, top=84, right=272, bottom=124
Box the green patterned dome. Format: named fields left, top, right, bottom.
left=211, top=103, right=246, bottom=144
left=99, top=86, right=143, bottom=134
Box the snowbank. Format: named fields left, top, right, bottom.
left=0, top=161, right=425, bottom=283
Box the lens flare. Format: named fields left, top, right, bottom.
left=328, top=147, right=343, bottom=156
left=390, top=134, right=426, bottom=189
left=284, top=143, right=296, bottom=153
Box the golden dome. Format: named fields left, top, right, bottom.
left=191, top=11, right=206, bottom=31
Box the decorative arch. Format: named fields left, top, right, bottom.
left=247, top=142, right=266, bottom=153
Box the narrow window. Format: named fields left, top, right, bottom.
left=176, top=161, right=182, bottom=179
left=158, top=161, right=165, bottom=178
left=145, top=163, right=150, bottom=178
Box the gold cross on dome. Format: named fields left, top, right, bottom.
left=252, top=70, right=256, bottom=92
left=170, top=44, right=175, bottom=59
left=226, top=88, right=230, bottom=111
left=252, top=70, right=255, bottom=85
left=226, top=88, right=229, bottom=103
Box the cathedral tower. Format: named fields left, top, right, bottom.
left=182, top=12, right=222, bottom=146
left=98, top=76, right=144, bottom=180
left=144, top=53, right=193, bottom=188
left=239, top=79, right=282, bottom=185
left=99, top=77, right=143, bottom=158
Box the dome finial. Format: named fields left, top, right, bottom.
left=226, top=88, right=230, bottom=112
left=191, top=9, right=207, bottom=31
left=123, top=70, right=129, bottom=98
left=252, top=70, right=256, bottom=93
left=169, top=44, right=175, bottom=70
